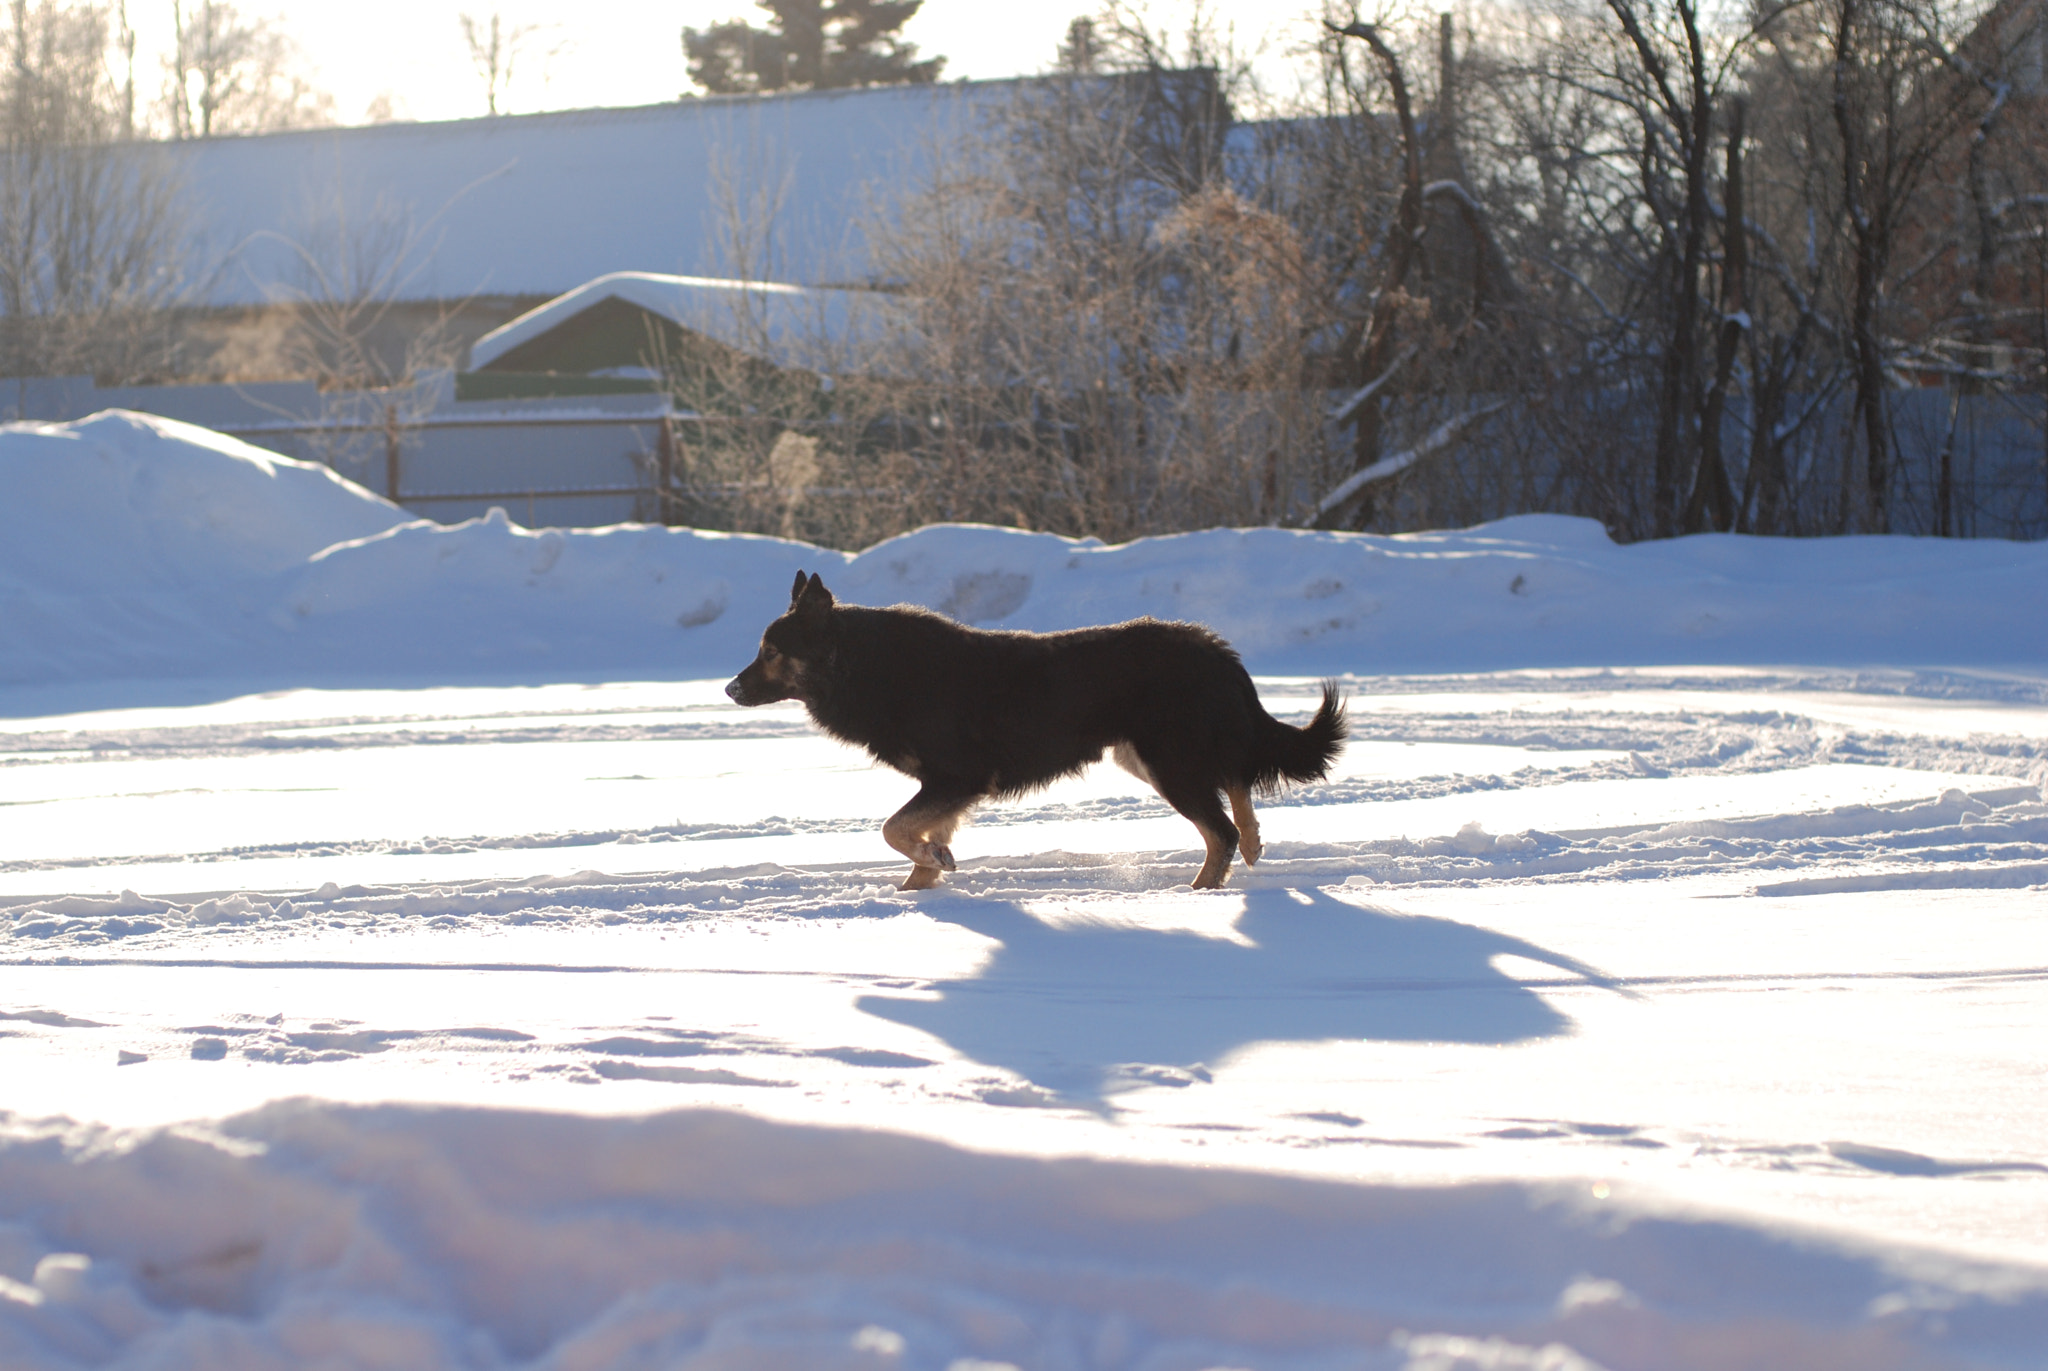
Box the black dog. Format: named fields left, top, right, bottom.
left=726, top=571, right=1347, bottom=890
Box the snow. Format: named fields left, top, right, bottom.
left=0, top=414, right=405, bottom=588
left=6, top=412, right=2047, bottom=699
left=2, top=412, right=2047, bottom=1369
left=466, top=271, right=879, bottom=372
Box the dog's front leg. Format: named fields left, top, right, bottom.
left=882, top=783, right=978, bottom=890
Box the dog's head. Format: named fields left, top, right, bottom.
left=725, top=570, right=836, bottom=706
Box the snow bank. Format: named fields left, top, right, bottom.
left=2, top=1101, right=2042, bottom=1371
left=0, top=413, right=407, bottom=685
left=0, top=412, right=405, bottom=592
left=826, top=516, right=2048, bottom=676
left=5, top=411, right=2045, bottom=692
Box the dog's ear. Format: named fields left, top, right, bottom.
left=793, top=572, right=835, bottom=617
left=790, top=569, right=808, bottom=608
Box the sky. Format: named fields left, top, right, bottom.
left=126, top=2, right=1324, bottom=129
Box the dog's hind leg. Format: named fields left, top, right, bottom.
left=1226, top=785, right=1262, bottom=866
left=1151, top=768, right=1239, bottom=890
left=882, top=783, right=980, bottom=890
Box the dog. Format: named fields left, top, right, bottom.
left=725, top=571, right=1347, bottom=890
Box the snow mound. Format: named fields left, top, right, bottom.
left=4, top=412, right=2046, bottom=692
left=0, top=413, right=411, bottom=686
left=0, top=411, right=405, bottom=595
left=283, top=507, right=817, bottom=677
left=1, top=1101, right=2041, bottom=1371
left=252, top=509, right=2048, bottom=681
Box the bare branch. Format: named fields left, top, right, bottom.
left=1313, top=401, right=1509, bottom=520
left=1328, top=340, right=1420, bottom=428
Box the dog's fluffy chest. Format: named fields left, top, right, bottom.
left=805, top=700, right=924, bottom=777
left=872, top=746, right=921, bottom=776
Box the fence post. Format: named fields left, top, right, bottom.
left=384, top=402, right=402, bottom=503
left=656, top=414, right=677, bottom=525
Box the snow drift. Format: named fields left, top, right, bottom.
left=5, top=409, right=2046, bottom=692
left=0, top=412, right=405, bottom=592
left=0, top=413, right=407, bottom=686
left=3, top=1100, right=2044, bottom=1371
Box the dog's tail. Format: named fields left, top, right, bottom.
left=1248, top=679, right=1348, bottom=789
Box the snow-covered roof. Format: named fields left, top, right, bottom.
left=467, top=271, right=882, bottom=372
left=167, top=82, right=1014, bottom=308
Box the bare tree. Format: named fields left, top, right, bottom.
left=459, top=11, right=564, bottom=116
left=647, top=292, right=912, bottom=547
left=1496, top=0, right=1785, bottom=537
left=245, top=176, right=512, bottom=492
left=1883, top=0, right=2042, bottom=535
left=269, top=191, right=455, bottom=388
left=1738, top=0, right=2013, bottom=533
left=113, top=0, right=133, bottom=135
left=852, top=21, right=1339, bottom=541
left=1307, top=13, right=1522, bottom=531
left=2, top=0, right=187, bottom=384
left=164, top=0, right=332, bottom=137
left=646, top=5, right=1351, bottom=545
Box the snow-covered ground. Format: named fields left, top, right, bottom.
left=2, top=413, right=2047, bottom=1370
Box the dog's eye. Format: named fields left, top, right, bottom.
left=762, top=644, right=779, bottom=661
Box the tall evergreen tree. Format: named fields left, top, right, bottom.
left=1056, top=16, right=1096, bottom=74
left=683, top=0, right=943, bottom=94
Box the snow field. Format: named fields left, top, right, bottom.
left=3, top=671, right=2048, bottom=1368
left=1, top=412, right=2047, bottom=1368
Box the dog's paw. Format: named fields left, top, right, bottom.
left=901, top=864, right=945, bottom=891
left=910, top=841, right=956, bottom=871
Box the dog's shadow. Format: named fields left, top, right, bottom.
left=858, top=883, right=1628, bottom=1110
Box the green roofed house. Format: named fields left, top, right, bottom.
left=460, top=272, right=885, bottom=403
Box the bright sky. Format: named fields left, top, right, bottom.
left=125, top=2, right=1325, bottom=128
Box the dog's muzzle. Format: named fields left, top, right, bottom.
left=725, top=663, right=791, bottom=707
